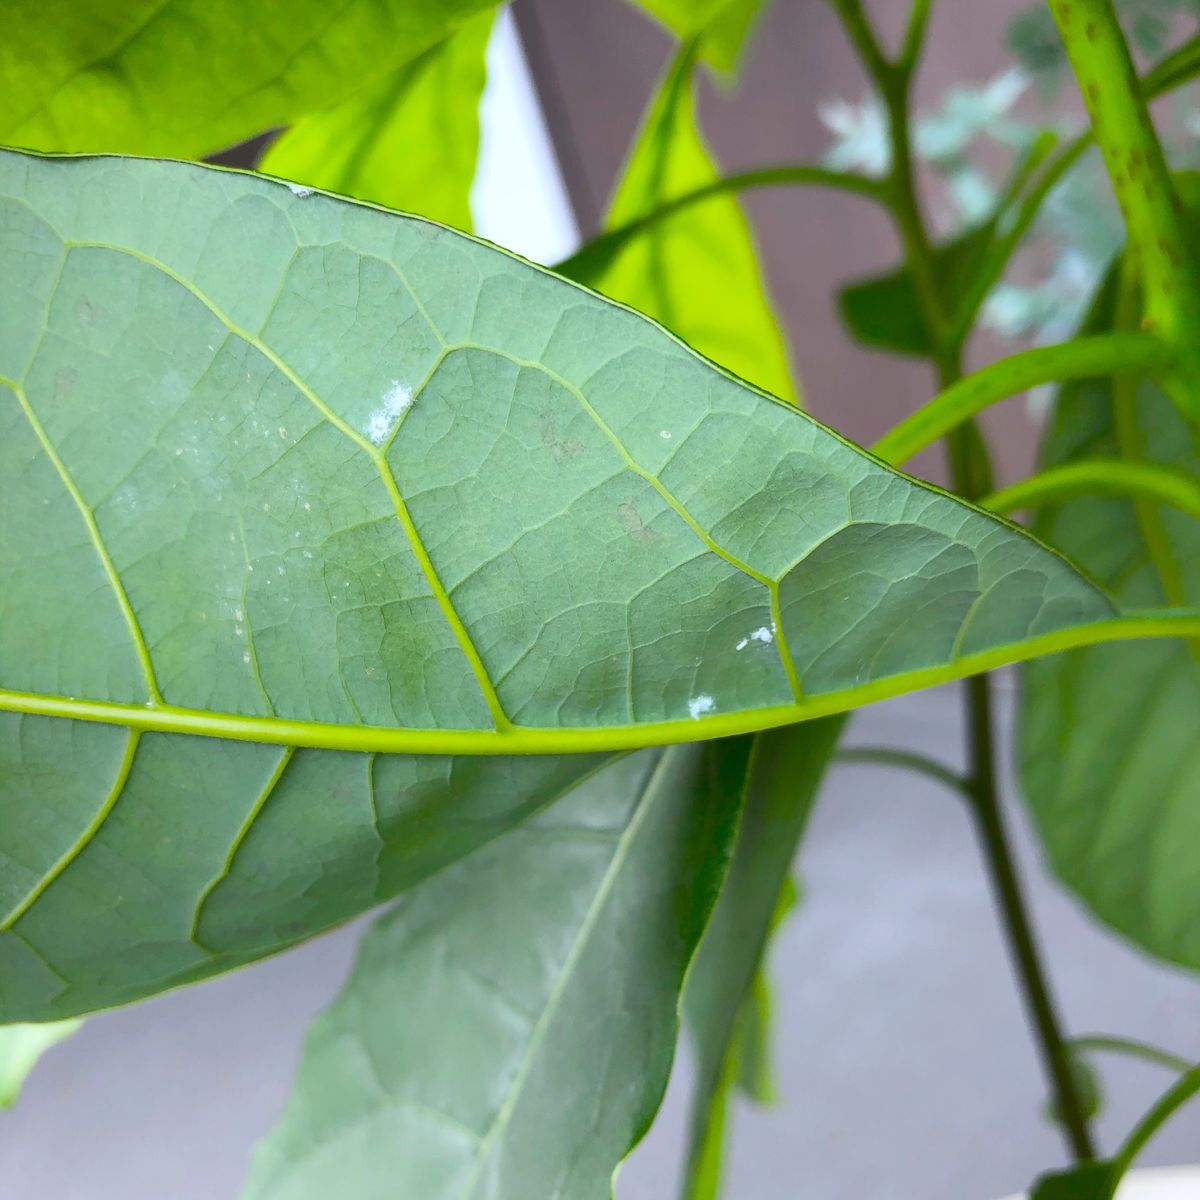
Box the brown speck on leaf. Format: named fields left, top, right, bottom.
left=618, top=499, right=658, bottom=545
left=54, top=366, right=78, bottom=399
left=538, top=411, right=586, bottom=463
left=73, top=297, right=99, bottom=326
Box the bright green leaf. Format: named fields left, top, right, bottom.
left=243, top=743, right=748, bottom=1200
left=681, top=719, right=844, bottom=1199
left=0, top=0, right=497, bottom=158
left=628, top=0, right=768, bottom=73
left=563, top=48, right=798, bottom=404
left=1019, top=357, right=1200, bottom=967
left=838, top=221, right=995, bottom=356
left=0, top=150, right=1124, bottom=1022
left=0, top=1019, right=82, bottom=1107
left=259, top=11, right=494, bottom=229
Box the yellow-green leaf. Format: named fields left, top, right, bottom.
left=567, top=48, right=798, bottom=404
left=260, top=12, right=494, bottom=230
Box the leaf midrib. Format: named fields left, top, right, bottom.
left=3, top=609, right=1197, bottom=754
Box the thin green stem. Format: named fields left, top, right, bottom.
left=899, top=0, right=935, bottom=74
left=872, top=332, right=1175, bottom=467
left=1112, top=255, right=1191, bottom=611
left=829, top=0, right=1100, bottom=1162
left=1114, top=1065, right=1200, bottom=1175
left=828, top=0, right=893, bottom=81
left=1070, top=1034, right=1194, bottom=1076
left=952, top=27, right=1200, bottom=349
left=836, top=746, right=969, bottom=798
left=553, top=165, right=887, bottom=281
left=951, top=133, right=1092, bottom=347
left=982, top=458, right=1200, bottom=524
left=1050, top=0, right=1200, bottom=417
left=963, top=672, right=1098, bottom=1162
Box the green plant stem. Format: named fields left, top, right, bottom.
left=1070, top=1034, right=1194, bottom=1076
left=873, top=332, right=1173, bottom=467
left=836, top=0, right=1098, bottom=1160
left=835, top=746, right=968, bottom=798
left=1050, top=0, right=1200, bottom=416
left=951, top=133, right=1092, bottom=347
left=981, top=458, right=1200, bottom=524
left=964, top=672, right=1098, bottom=1163
left=1114, top=1065, right=1200, bottom=1175
left=552, top=164, right=887, bottom=279
left=828, top=0, right=893, bottom=81
left=899, top=0, right=935, bottom=74
left=1111, top=254, right=1191, bottom=610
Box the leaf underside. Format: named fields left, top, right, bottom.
left=243, top=744, right=745, bottom=1200
left=0, top=149, right=1112, bottom=1020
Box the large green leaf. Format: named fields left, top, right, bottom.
left=681, top=718, right=843, bottom=1199
left=0, top=0, right=496, bottom=158
left=0, top=1018, right=81, bottom=1107
left=1019, top=345, right=1200, bottom=968
left=0, top=149, right=1121, bottom=1022
left=243, top=744, right=746, bottom=1200
left=258, top=11, right=494, bottom=229
left=563, top=48, right=798, bottom=404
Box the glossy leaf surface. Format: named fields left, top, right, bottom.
left=244, top=745, right=745, bottom=1200
left=0, top=0, right=496, bottom=158
left=1, top=150, right=1117, bottom=1021
left=259, top=12, right=494, bottom=229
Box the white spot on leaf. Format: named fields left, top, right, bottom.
left=735, top=625, right=774, bottom=651
left=365, top=380, right=414, bottom=445
left=688, top=694, right=716, bottom=720
left=659, top=429, right=672, bottom=440
left=286, top=182, right=315, bottom=198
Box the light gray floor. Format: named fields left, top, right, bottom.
left=4, top=682, right=1198, bottom=1200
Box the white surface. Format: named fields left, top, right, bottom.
left=471, top=7, right=580, bottom=264
left=999, top=1166, right=1200, bottom=1199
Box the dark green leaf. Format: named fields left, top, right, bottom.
left=1030, top=1162, right=1118, bottom=1200
left=0, top=0, right=497, bottom=158
left=259, top=11, right=494, bottom=229
left=838, top=221, right=995, bottom=357
left=0, top=149, right=1117, bottom=1021
left=243, top=743, right=748, bottom=1200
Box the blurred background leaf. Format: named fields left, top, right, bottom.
left=564, top=46, right=798, bottom=403
left=260, top=11, right=495, bottom=229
